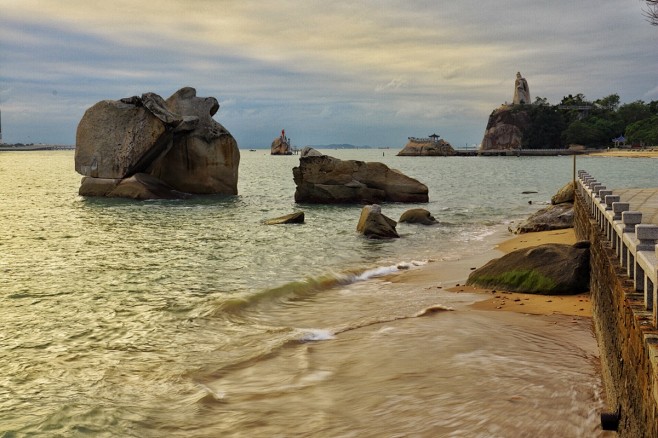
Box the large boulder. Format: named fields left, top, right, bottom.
left=293, top=150, right=428, bottom=204
left=467, top=241, right=590, bottom=294
left=397, top=138, right=455, bottom=156
left=75, top=98, right=173, bottom=178
left=512, top=202, right=574, bottom=234
left=149, top=87, right=240, bottom=195
left=356, top=205, right=399, bottom=239
left=75, top=87, right=240, bottom=199
left=551, top=181, right=575, bottom=205
left=399, top=208, right=438, bottom=225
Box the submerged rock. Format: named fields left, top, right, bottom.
left=263, top=211, right=305, bottom=225
left=293, top=149, right=428, bottom=204
left=467, top=241, right=590, bottom=294
left=356, top=204, right=399, bottom=239
left=399, top=208, right=438, bottom=225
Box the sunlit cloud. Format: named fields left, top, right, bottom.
left=1, top=0, right=656, bottom=146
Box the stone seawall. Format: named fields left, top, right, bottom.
left=574, top=185, right=658, bottom=437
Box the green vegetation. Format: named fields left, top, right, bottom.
left=520, top=94, right=658, bottom=149
left=470, top=269, right=558, bottom=294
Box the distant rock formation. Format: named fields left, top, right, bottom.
left=356, top=205, right=399, bottom=239
left=292, top=148, right=429, bottom=204
left=480, top=105, right=530, bottom=151
left=513, top=72, right=531, bottom=105
left=467, top=241, right=590, bottom=294
left=399, top=208, right=438, bottom=225
left=271, top=130, right=292, bottom=155
left=75, top=87, right=240, bottom=199
left=397, top=136, right=455, bottom=156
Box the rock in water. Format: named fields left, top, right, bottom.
left=399, top=208, right=438, bottom=225
left=75, top=99, right=171, bottom=179
left=149, top=87, right=240, bottom=195
left=551, top=181, right=575, bottom=205
left=107, top=173, right=191, bottom=200
left=293, top=149, right=428, bottom=204
left=271, top=137, right=292, bottom=155
left=263, top=212, right=305, bottom=225
left=397, top=139, right=455, bottom=156
left=467, top=241, right=590, bottom=294
left=513, top=203, right=573, bottom=234
left=75, top=87, right=240, bottom=199
left=356, top=205, right=399, bottom=239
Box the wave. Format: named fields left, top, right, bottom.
left=210, top=260, right=429, bottom=317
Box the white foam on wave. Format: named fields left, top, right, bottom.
left=298, top=328, right=336, bottom=342
left=354, top=259, right=428, bottom=282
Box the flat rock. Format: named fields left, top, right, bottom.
left=107, top=173, right=191, bottom=200
left=263, top=211, right=305, bottom=225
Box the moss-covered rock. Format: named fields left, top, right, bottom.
left=467, top=241, right=590, bottom=294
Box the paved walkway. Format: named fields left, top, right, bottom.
left=615, top=188, right=658, bottom=225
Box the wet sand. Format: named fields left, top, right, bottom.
left=390, top=227, right=591, bottom=317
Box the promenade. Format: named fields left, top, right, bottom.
left=576, top=172, right=658, bottom=437
left=615, top=188, right=658, bottom=225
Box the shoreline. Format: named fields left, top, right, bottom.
left=388, top=227, right=591, bottom=317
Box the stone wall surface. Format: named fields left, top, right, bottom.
left=575, top=190, right=658, bottom=438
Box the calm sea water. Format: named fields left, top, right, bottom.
left=0, top=149, right=653, bottom=437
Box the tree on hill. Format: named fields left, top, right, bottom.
left=594, top=94, right=620, bottom=112
left=625, top=116, right=658, bottom=145
left=522, top=104, right=566, bottom=149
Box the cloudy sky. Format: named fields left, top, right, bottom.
left=1, top=0, right=657, bottom=148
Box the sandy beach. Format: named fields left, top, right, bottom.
left=587, top=148, right=658, bottom=158
left=390, top=227, right=592, bottom=317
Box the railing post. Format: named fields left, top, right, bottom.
left=635, top=224, right=658, bottom=309
left=604, top=195, right=620, bottom=241
left=612, top=202, right=630, bottom=254
left=622, top=211, right=643, bottom=274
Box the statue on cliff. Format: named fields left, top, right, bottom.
left=513, top=72, right=531, bottom=105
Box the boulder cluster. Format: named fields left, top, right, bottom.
left=75, top=87, right=240, bottom=199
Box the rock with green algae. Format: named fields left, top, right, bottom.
left=467, top=241, right=590, bottom=295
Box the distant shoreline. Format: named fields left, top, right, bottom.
left=0, top=144, right=74, bottom=151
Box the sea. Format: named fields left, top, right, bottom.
left=1, top=149, right=655, bottom=437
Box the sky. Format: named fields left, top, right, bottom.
left=1, top=0, right=657, bottom=148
